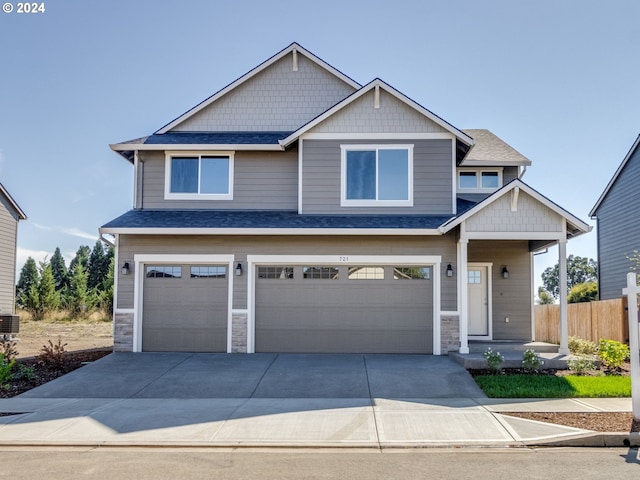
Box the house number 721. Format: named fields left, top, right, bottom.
left=339, top=256, right=349, bottom=262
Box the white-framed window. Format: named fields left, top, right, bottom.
left=457, top=169, right=502, bottom=193
left=340, top=144, right=413, bottom=207
left=164, top=151, right=234, bottom=200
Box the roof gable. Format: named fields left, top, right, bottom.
left=461, top=129, right=531, bottom=167
left=157, top=43, right=360, bottom=134
left=589, top=133, right=640, bottom=217
left=0, top=182, right=26, bottom=220
left=440, top=179, right=590, bottom=239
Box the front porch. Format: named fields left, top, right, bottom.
left=449, top=340, right=573, bottom=369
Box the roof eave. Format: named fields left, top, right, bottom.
left=0, top=183, right=27, bottom=220
left=459, top=159, right=532, bottom=167
left=99, top=226, right=443, bottom=236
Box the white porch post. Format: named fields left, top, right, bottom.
left=623, top=272, right=640, bottom=420
left=459, top=238, right=469, bottom=354
left=558, top=239, right=569, bottom=355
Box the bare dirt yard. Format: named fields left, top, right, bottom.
left=14, top=317, right=113, bottom=359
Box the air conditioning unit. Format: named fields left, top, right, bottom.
left=0, top=315, right=19, bottom=334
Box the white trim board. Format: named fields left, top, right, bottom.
left=245, top=254, right=442, bottom=355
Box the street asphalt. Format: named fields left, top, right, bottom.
left=0, top=353, right=636, bottom=448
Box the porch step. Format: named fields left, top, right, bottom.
left=468, top=341, right=559, bottom=354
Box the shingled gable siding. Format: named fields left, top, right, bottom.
left=464, top=191, right=564, bottom=233
left=468, top=240, right=532, bottom=341
left=0, top=195, right=18, bottom=314
left=302, top=139, right=453, bottom=215
left=596, top=145, right=640, bottom=299
left=171, top=54, right=356, bottom=132
left=140, top=150, right=298, bottom=210
left=115, top=234, right=459, bottom=312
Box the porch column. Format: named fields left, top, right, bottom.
left=459, top=238, right=469, bottom=354
left=558, top=238, right=569, bottom=354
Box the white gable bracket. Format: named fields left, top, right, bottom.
left=374, top=85, right=380, bottom=109
left=511, top=186, right=520, bottom=212
left=292, top=48, right=298, bottom=71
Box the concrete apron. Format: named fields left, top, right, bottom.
left=0, top=353, right=635, bottom=447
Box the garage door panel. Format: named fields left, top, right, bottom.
left=142, top=264, right=228, bottom=352
left=256, top=264, right=433, bottom=354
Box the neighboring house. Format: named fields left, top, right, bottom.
left=0, top=182, right=26, bottom=315
left=590, top=134, right=640, bottom=299
left=101, top=43, right=590, bottom=355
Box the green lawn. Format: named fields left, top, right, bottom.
left=473, top=374, right=631, bottom=398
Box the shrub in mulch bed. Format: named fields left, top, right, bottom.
left=0, top=349, right=111, bottom=398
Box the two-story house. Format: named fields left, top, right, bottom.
left=590, top=134, right=640, bottom=299
left=0, top=182, right=26, bottom=317
left=101, top=43, right=590, bottom=355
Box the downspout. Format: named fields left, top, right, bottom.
left=519, top=165, right=527, bottom=179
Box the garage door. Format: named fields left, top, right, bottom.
left=255, top=265, right=433, bottom=354
left=142, top=264, right=228, bottom=352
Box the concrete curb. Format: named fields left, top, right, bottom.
left=526, top=432, right=640, bottom=448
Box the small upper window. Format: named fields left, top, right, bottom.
left=341, top=145, right=413, bottom=206
left=146, top=266, right=182, bottom=278
left=165, top=152, right=233, bottom=200
left=458, top=169, right=502, bottom=192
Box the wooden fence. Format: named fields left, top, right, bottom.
left=534, top=298, right=629, bottom=344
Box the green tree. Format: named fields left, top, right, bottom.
left=567, top=281, right=598, bottom=303
left=68, top=245, right=90, bottom=278
left=536, top=287, right=555, bottom=305
left=25, top=261, right=59, bottom=320
left=541, top=255, right=598, bottom=299
left=100, top=255, right=115, bottom=316
left=88, top=240, right=106, bottom=291
left=50, top=247, right=68, bottom=292
left=67, top=262, right=90, bottom=318
left=15, top=257, right=38, bottom=307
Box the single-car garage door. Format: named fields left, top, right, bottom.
left=142, top=264, right=228, bottom=352
left=255, top=264, right=433, bottom=354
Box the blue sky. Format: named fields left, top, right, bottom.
left=1, top=0, right=639, bottom=289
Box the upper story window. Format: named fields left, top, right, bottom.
left=341, top=145, right=413, bottom=207
left=457, top=169, right=502, bottom=193
left=165, top=151, right=234, bottom=200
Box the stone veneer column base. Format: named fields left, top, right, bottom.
left=232, top=312, right=248, bottom=353
left=113, top=311, right=134, bottom=352
left=440, top=314, right=460, bottom=354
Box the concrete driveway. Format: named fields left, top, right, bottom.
left=20, top=352, right=486, bottom=399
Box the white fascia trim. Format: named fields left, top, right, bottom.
left=460, top=159, right=532, bottom=167
left=280, top=79, right=474, bottom=148
left=132, top=254, right=236, bottom=353
left=246, top=254, right=442, bottom=355
left=301, top=133, right=455, bottom=141
left=298, top=138, right=303, bottom=214
left=0, top=183, right=27, bottom=219
left=462, top=232, right=566, bottom=241
left=451, top=138, right=456, bottom=215
left=100, top=227, right=443, bottom=236
left=589, top=134, right=640, bottom=217
left=111, top=144, right=283, bottom=152
left=156, top=43, right=361, bottom=134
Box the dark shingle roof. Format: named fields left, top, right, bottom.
left=101, top=210, right=462, bottom=231
left=143, top=132, right=293, bottom=145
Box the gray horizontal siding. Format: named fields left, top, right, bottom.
left=140, top=150, right=298, bottom=210
left=116, top=234, right=458, bottom=312
left=0, top=196, right=18, bottom=314
left=301, top=139, right=453, bottom=215
left=595, top=144, right=640, bottom=299
left=469, top=240, right=532, bottom=341
left=503, top=166, right=520, bottom=183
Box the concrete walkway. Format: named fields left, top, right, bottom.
left=0, top=353, right=636, bottom=448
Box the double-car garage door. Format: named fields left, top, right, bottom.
left=141, top=262, right=433, bottom=354
left=255, top=264, right=433, bottom=354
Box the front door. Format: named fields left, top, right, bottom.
left=468, top=265, right=490, bottom=337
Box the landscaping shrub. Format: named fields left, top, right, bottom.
left=37, top=337, right=68, bottom=371
left=598, top=339, right=630, bottom=372
left=522, top=349, right=543, bottom=372
left=567, top=356, right=597, bottom=375
left=0, top=353, right=15, bottom=389
left=568, top=336, right=597, bottom=356
left=483, top=347, right=504, bottom=373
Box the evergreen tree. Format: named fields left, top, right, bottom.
left=68, top=262, right=90, bottom=317
left=50, top=247, right=68, bottom=292
left=16, top=257, right=38, bottom=307
left=100, top=255, right=115, bottom=316
left=69, top=245, right=90, bottom=278
left=88, top=240, right=106, bottom=291
left=36, top=261, right=59, bottom=319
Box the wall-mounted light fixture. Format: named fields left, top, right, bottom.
left=502, top=266, right=509, bottom=279
left=446, top=263, right=454, bottom=277
left=235, top=262, right=243, bottom=276
left=121, top=262, right=130, bottom=276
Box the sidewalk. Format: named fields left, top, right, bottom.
left=0, top=396, right=636, bottom=448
